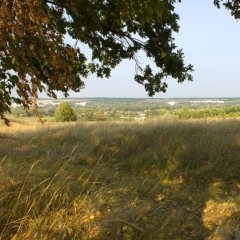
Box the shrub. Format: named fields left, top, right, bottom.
left=54, top=101, right=77, bottom=122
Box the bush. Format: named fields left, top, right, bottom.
left=54, top=101, right=77, bottom=122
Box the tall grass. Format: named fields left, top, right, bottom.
left=0, top=118, right=240, bottom=239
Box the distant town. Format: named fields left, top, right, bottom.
left=11, top=97, right=239, bottom=107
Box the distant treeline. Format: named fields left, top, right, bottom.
left=175, top=105, right=240, bottom=119
left=9, top=104, right=240, bottom=121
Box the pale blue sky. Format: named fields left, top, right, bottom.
left=43, top=0, right=240, bottom=98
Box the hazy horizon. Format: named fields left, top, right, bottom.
left=38, top=96, right=240, bottom=100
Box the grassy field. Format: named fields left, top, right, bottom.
left=0, top=118, right=240, bottom=239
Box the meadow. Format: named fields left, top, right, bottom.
left=0, top=117, right=240, bottom=239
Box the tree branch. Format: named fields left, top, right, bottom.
left=99, top=22, right=147, bottom=50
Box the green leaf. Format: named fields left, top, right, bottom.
left=10, top=75, right=19, bottom=84
left=2, top=57, right=13, bottom=69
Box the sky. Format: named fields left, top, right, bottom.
left=43, top=0, right=240, bottom=99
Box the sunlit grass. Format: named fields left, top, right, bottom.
left=0, top=118, right=240, bottom=239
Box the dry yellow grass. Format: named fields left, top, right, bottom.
left=0, top=118, right=240, bottom=239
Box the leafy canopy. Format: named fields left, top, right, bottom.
left=54, top=101, right=77, bottom=122
left=0, top=0, right=239, bottom=124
